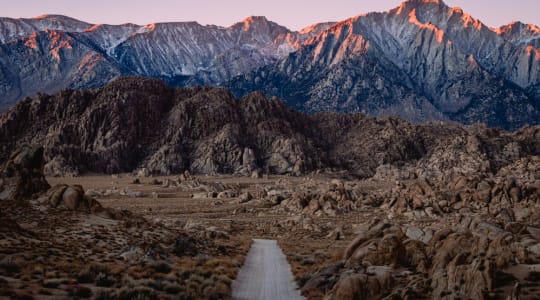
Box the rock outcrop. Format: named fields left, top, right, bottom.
left=1, top=78, right=540, bottom=177
left=38, top=184, right=103, bottom=213
left=298, top=207, right=540, bottom=299
left=0, top=145, right=50, bottom=200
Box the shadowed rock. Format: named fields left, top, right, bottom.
left=2, top=78, right=540, bottom=178
left=0, top=145, right=50, bottom=200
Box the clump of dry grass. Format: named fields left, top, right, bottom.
left=66, top=285, right=93, bottom=298
left=77, top=263, right=116, bottom=287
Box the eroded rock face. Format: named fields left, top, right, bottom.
left=228, top=1, right=540, bottom=130
left=0, top=145, right=50, bottom=200
left=2, top=78, right=540, bottom=178
left=304, top=216, right=539, bottom=300
left=0, top=145, right=113, bottom=216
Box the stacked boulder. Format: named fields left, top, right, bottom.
left=0, top=145, right=105, bottom=214
left=0, top=146, right=50, bottom=200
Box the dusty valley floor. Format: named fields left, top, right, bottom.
left=3, top=171, right=540, bottom=299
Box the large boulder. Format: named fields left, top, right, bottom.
left=41, top=184, right=103, bottom=213
left=0, top=146, right=50, bottom=200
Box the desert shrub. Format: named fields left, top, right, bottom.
left=163, top=282, right=183, bottom=294
left=150, top=261, right=172, bottom=274
left=525, top=271, right=540, bottom=281
left=174, top=235, right=198, bottom=257
left=37, top=289, right=52, bottom=296
left=203, top=282, right=230, bottom=300
left=0, top=258, right=21, bottom=274
left=67, top=285, right=93, bottom=298
left=189, top=273, right=205, bottom=284
left=77, top=263, right=116, bottom=287
left=211, top=274, right=232, bottom=286
left=95, top=272, right=116, bottom=287
left=117, top=286, right=158, bottom=300
left=145, top=279, right=164, bottom=291
left=93, top=290, right=116, bottom=300
left=42, top=279, right=62, bottom=288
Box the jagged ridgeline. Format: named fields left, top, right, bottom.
left=1, top=78, right=540, bottom=177
left=1, top=0, right=539, bottom=129
left=228, top=0, right=540, bottom=129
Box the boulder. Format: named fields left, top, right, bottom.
left=0, top=146, right=50, bottom=200
left=136, top=168, right=150, bottom=177
left=239, top=192, right=253, bottom=203
left=43, top=184, right=102, bottom=213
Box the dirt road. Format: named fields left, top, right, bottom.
left=232, top=239, right=304, bottom=300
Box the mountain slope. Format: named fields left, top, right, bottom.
left=0, top=15, right=330, bottom=109
left=0, top=15, right=90, bottom=43
left=0, top=1, right=539, bottom=129
left=1, top=78, right=540, bottom=178
left=0, top=30, right=124, bottom=104
left=228, top=0, right=540, bottom=129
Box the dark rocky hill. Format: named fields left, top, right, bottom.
left=1, top=78, right=539, bottom=178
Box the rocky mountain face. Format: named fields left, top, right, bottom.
left=1, top=1, right=539, bottom=129
left=0, top=15, right=331, bottom=110
left=228, top=0, right=540, bottom=129
left=1, top=78, right=539, bottom=178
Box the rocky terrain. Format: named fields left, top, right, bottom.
left=1, top=77, right=540, bottom=179
left=0, top=123, right=539, bottom=299
left=0, top=14, right=330, bottom=109
left=1, top=2, right=539, bottom=300
left=1, top=154, right=536, bottom=299
left=0, top=145, right=250, bottom=299
left=1, top=76, right=539, bottom=298
left=229, top=0, right=540, bottom=129
left=273, top=164, right=540, bottom=299
left=1, top=0, right=539, bottom=129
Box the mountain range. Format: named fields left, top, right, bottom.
left=0, top=14, right=331, bottom=109
left=0, top=0, right=539, bottom=129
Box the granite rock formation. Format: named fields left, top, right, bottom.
left=228, top=0, right=540, bottom=129
left=0, top=145, right=50, bottom=200
left=1, top=78, right=540, bottom=178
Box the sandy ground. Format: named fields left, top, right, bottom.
left=232, top=239, right=304, bottom=300
left=42, top=174, right=379, bottom=299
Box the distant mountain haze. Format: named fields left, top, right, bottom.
left=0, top=0, right=539, bottom=129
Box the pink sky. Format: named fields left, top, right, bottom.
left=1, top=0, right=539, bottom=30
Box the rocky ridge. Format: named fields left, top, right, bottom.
left=0, top=1, right=539, bottom=129
left=0, top=14, right=331, bottom=109
left=228, top=0, right=540, bottom=129
left=1, top=78, right=540, bottom=178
